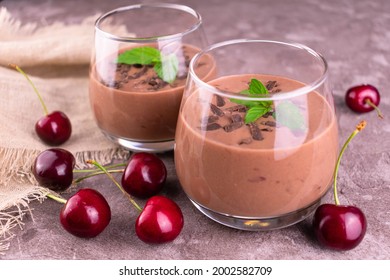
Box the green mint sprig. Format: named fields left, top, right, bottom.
left=231, top=78, right=306, bottom=131
left=231, top=78, right=273, bottom=124
left=117, top=46, right=179, bottom=84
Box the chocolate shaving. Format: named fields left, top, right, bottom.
left=101, top=80, right=122, bottom=89
left=224, top=122, right=243, bottom=132
left=202, top=115, right=219, bottom=125
left=248, top=123, right=264, bottom=141
left=225, top=105, right=247, bottom=113
left=231, top=114, right=243, bottom=123
left=239, top=138, right=252, bottom=145
left=266, top=80, right=277, bottom=91
left=271, top=88, right=282, bottom=93
left=216, top=95, right=226, bottom=107
left=261, top=121, right=277, bottom=127
left=261, top=127, right=273, bottom=132
left=129, top=66, right=148, bottom=79
left=147, top=76, right=168, bottom=90
left=210, top=104, right=225, bottom=117
left=203, top=123, right=222, bottom=131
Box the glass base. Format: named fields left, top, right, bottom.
left=102, top=131, right=174, bottom=153
left=188, top=197, right=322, bottom=231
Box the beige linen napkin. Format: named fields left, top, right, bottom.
left=0, top=8, right=129, bottom=254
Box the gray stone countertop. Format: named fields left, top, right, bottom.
left=1, top=0, right=389, bottom=260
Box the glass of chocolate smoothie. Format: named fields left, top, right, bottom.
left=89, top=4, right=215, bottom=152
left=175, top=39, right=339, bottom=230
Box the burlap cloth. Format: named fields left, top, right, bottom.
left=0, top=8, right=130, bottom=253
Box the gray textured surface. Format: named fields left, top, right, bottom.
left=1, top=0, right=390, bottom=260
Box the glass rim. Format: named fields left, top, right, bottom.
left=94, top=3, right=203, bottom=43
left=189, top=39, right=329, bottom=101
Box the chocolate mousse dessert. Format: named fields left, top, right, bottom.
left=175, top=74, right=338, bottom=219
left=89, top=44, right=215, bottom=143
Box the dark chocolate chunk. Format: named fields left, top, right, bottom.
left=210, top=104, right=225, bottom=117
left=203, top=123, right=222, bottom=131
left=224, top=121, right=243, bottom=132
left=231, top=114, right=243, bottom=123
left=133, top=63, right=143, bottom=68
left=261, top=121, right=277, bottom=127
left=248, top=123, right=264, bottom=141
left=266, top=80, right=277, bottom=91
left=202, top=115, right=219, bottom=125
left=239, top=138, right=252, bottom=145
left=216, top=95, right=226, bottom=107
left=129, top=66, right=148, bottom=79
left=225, top=105, right=247, bottom=113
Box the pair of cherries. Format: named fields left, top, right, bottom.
left=33, top=149, right=183, bottom=243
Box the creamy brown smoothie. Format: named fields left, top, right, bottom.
left=89, top=44, right=215, bottom=142
left=175, top=74, right=338, bottom=217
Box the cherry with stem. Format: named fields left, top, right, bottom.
left=313, top=120, right=367, bottom=250
left=345, top=84, right=384, bottom=119
left=87, top=160, right=184, bottom=243
left=46, top=189, right=111, bottom=238
left=9, top=64, right=72, bottom=145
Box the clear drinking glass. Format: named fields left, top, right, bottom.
left=89, top=3, right=214, bottom=152
left=174, top=39, right=339, bottom=230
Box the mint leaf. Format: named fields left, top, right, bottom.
left=154, top=53, right=179, bottom=84
left=231, top=78, right=273, bottom=123
left=274, top=101, right=306, bottom=131
left=248, top=78, right=268, bottom=94
left=117, top=46, right=160, bottom=65
left=117, top=46, right=178, bottom=83
left=245, top=105, right=272, bottom=124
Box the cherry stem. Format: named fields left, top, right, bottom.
left=365, top=98, right=384, bottom=119
left=46, top=193, right=67, bottom=204
left=332, top=120, right=366, bottom=205
left=86, top=160, right=143, bottom=213
left=73, top=169, right=124, bottom=184
left=8, top=64, right=49, bottom=116
left=73, top=163, right=127, bottom=173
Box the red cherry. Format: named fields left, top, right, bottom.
left=60, top=188, right=111, bottom=238
left=135, top=195, right=184, bottom=243
left=345, top=84, right=383, bottom=118
left=32, top=148, right=75, bottom=191
left=9, top=64, right=72, bottom=145
left=313, top=204, right=367, bottom=250
left=35, top=111, right=72, bottom=146
left=121, top=152, right=167, bottom=198
left=312, top=121, right=368, bottom=250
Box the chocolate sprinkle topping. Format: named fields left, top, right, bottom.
left=225, top=105, right=247, bottom=113
left=239, top=138, right=253, bottom=145
left=204, top=123, right=222, bottom=131
left=248, top=123, right=264, bottom=141
left=216, top=95, right=226, bottom=107
left=231, top=114, right=243, bottom=123
left=266, top=80, right=277, bottom=91
left=224, top=122, right=243, bottom=132
left=202, top=115, right=219, bottom=125
left=261, top=121, right=277, bottom=127
left=129, top=66, right=148, bottom=79
left=210, top=104, right=225, bottom=117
